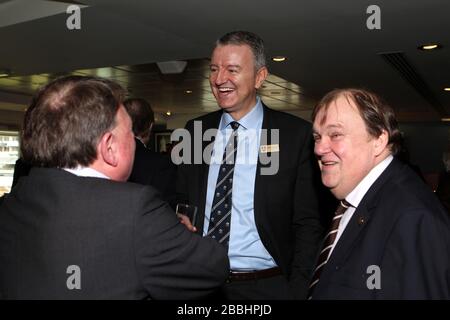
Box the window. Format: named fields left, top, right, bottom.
left=0, top=131, right=20, bottom=196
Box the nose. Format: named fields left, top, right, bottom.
left=214, top=69, right=227, bottom=86
left=314, top=137, right=330, bottom=157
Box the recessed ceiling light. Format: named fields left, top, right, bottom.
left=166, top=111, right=172, bottom=116
left=444, top=87, right=450, bottom=92
left=418, top=43, right=442, bottom=50
left=185, top=90, right=193, bottom=94
left=271, top=56, right=286, bottom=62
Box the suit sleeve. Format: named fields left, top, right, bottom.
left=175, top=120, right=193, bottom=205
left=379, top=208, right=450, bottom=299
left=155, top=155, right=178, bottom=210
left=290, top=126, right=327, bottom=299
left=133, top=186, right=229, bottom=299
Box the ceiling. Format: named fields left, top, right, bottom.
left=0, top=0, right=449, bottom=126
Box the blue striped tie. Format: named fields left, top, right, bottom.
left=206, top=121, right=240, bottom=247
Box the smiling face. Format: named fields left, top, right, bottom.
left=209, top=44, right=267, bottom=120
left=313, top=95, right=390, bottom=199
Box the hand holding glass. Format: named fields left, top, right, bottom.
left=176, top=203, right=198, bottom=228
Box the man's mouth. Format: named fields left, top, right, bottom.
left=320, top=160, right=338, bottom=167
left=217, top=87, right=235, bottom=94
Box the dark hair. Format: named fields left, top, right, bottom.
left=312, top=88, right=402, bottom=155
left=216, top=30, right=266, bottom=70
left=21, top=75, right=126, bottom=168
left=123, top=98, right=154, bottom=136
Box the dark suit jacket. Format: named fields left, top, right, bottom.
left=12, top=158, right=32, bottom=188
left=0, top=168, right=229, bottom=299
left=128, top=138, right=177, bottom=209
left=312, top=158, right=450, bottom=299
left=176, top=104, right=327, bottom=299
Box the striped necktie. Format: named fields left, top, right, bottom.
left=308, top=199, right=351, bottom=299
left=206, top=121, right=240, bottom=247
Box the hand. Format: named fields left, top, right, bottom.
left=177, top=213, right=197, bottom=233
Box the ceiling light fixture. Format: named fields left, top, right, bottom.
left=418, top=43, right=442, bottom=50
left=271, top=56, right=286, bottom=62
left=156, top=61, right=187, bottom=74
left=441, top=118, right=450, bottom=122
left=444, top=87, right=450, bottom=92
left=185, top=90, right=193, bottom=94
left=166, top=111, right=172, bottom=116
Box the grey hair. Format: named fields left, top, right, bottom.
left=215, top=30, right=266, bottom=70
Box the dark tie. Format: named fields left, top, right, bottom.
left=206, top=121, right=240, bottom=247
left=308, top=199, right=351, bottom=299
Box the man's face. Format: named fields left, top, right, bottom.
left=209, top=44, right=267, bottom=120
left=112, top=105, right=135, bottom=181
left=313, top=95, right=381, bottom=199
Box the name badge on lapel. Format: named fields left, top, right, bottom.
left=260, top=144, right=280, bottom=153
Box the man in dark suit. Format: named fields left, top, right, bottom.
left=175, top=31, right=325, bottom=299
left=124, top=98, right=177, bottom=209
left=0, top=75, right=229, bottom=299
left=310, top=88, right=450, bottom=299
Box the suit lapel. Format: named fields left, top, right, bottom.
left=254, top=105, right=272, bottom=229
left=325, top=203, right=373, bottom=269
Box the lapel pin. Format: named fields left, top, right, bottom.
left=357, top=216, right=366, bottom=225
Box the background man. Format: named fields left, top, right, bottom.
left=310, top=88, right=450, bottom=299
left=0, top=75, right=228, bottom=299
left=124, top=98, right=177, bottom=209
left=176, top=31, right=325, bottom=299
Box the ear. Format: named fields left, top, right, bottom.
left=254, top=66, right=268, bottom=89
left=373, top=129, right=389, bottom=156
left=99, top=131, right=118, bottom=167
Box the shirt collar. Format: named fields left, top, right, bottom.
left=219, top=96, right=264, bottom=131
left=63, top=166, right=111, bottom=179
left=345, top=155, right=393, bottom=207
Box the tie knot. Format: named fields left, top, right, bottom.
left=336, top=199, right=351, bottom=215
left=230, top=121, right=240, bottom=131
